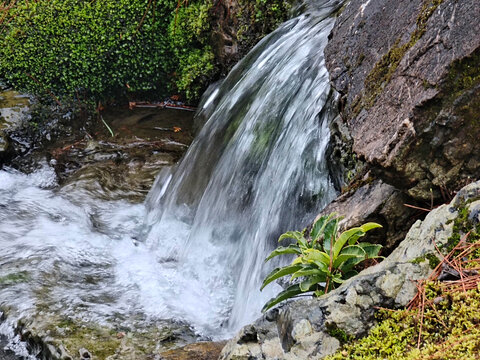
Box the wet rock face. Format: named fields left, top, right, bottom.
left=209, top=0, right=295, bottom=77
left=52, top=107, right=194, bottom=202
left=209, top=0, right=241, bottom=76
left=0, top=88, right=31, bottom=164
left=325, top=0, right=480, bottom=200
left=318, top=179, right=418, bottom=252
left=220, top=179, right=480, bottom=360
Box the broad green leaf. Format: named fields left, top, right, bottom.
left=278, top=231, right=306, bottom=248
left=310, top=213, right=338, bottom=243
left=338, top=246, right=367, bottom=273
left=323, top=217, right=340, bottom=253
left=342, top=223, right=382, bottom=246
left=291, top=256, right=306, bottom=266
left=260, top=265, right=303, bottom=290
left=332, top=274, right=344, bottom=284
left=291, top=267, right=327, bottom=281
left=311, top=260, right=329, bottom=272
left=357, top=243, right=383, bottom=258
left=310, top=215, right=328, bottom=242
left=265, top=245, right=301, bottom=262
left=347, top=223, right=382, bottom=245
left=333, top=228, right=364, bottom=259
left=332, top=253, right=363, bottom=269
left=261, top=284, right=304, bottom=312
left=359, top=222, right=383, bottom=233
left=339, top=245, right=366, bottom=257
left=278, top=231, right=304, bottom=242
left=303, top=249, right=330, bottom=268
left=299, top=275, right=325, bottom=292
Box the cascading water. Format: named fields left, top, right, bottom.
left=0, top=0, right=342, bottom=355
left=131, top=0, right=342, bottom=334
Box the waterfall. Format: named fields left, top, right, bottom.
left=0, top=2, right=343, bottom=352
left=133, top=0, right=342, bottom=336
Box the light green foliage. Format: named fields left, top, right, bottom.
left=326, top=284, right=480, bottom=360
left=0, top=0, right=294, bottom=105
left=261, top=213, right=382, bottom=312
left=0, top=0, right=177, bottom=102
left=168, top=1, right=215, bottom=102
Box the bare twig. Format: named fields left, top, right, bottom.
left=404, top=203, right=432, bottom=212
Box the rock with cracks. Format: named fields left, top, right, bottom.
left=325, top=0, right=480, bottom=201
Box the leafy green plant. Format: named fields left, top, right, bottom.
left=0, top=0, right=296, bottom=105
left=261, top=213, right=383, bottom=312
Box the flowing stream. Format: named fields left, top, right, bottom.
left=0, top=0, right=341, bottom=356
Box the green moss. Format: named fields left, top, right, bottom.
left=340, top=169, right=373, bottom=195
left=443, top=197, right=480, bottom=254
left=39, top=317, right=185, bottom=359
left=440, top=47, right=480, bottom=125
left=410, top=253, right=440, bottom=269
left=0, top=271, right=30, bottom=285
left=326, top=323, right=354, bottom=344
left=326, top=285, right=480, bottom=360
left=44, top=318, right=121, bottom=359
left=358, top=0, right=444, bottom=114
left=0, top=0, right=178, bottom=102
left=0, top=0, right=293, bottom=104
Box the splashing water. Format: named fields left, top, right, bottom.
left=0, top=0, right=342, bottom=353
left=129, top=0, right=342, bottom=335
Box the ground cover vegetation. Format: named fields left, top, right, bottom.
left=0, top=0, right=293, bottom=105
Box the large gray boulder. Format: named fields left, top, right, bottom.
left=219, top=180, right=480, bottom=360
left=325, top=0, right=480, bottom=200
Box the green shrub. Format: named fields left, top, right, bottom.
left=0, top=0, right=293, bottom=104
left=0, top=0, right=177, bottom=102
left=168, top=1, right=215, bottom=102
left=261, top=213, right=383, bottom=312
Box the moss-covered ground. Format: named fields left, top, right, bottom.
left=327, top=284, right=480, bottom=360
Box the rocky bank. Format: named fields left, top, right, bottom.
left=220, top=0, right=480, bottom=359
left=325, top=0, right=480, bottom=201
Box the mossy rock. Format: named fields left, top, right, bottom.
left=326, top=285, right=480, bottom=360
left=16, top=315, right=197, bottom=360
left=325, top=0, right=480, bottom=201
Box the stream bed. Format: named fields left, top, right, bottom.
left=0, top=90, right=202, bottom=358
